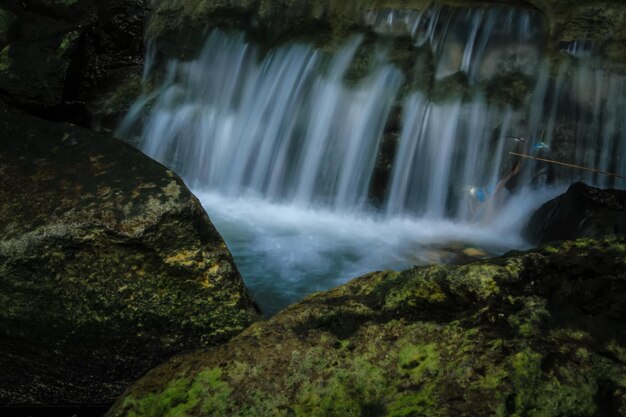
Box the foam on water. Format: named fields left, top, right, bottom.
left=196, top=185, right=564, bottom=315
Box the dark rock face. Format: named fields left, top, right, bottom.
left=146, top=0, right=626, bottom=70
left=107, top=237, right=626, bottom=417
left=0, top=0, right=148, bottom=127
left=525, top=182, right=626, bottom=245
left=0, top=104, right=260, bottom=406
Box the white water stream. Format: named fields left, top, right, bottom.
left=120, top=5, right=625, bottom=315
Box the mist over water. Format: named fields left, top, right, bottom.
left=196, top=186, right=564, bottom=315
left=120, top=4, right=625, bottom=315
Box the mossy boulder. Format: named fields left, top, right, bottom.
left=0, top=104, right=260, bottom=406
left=108, top=236, right=626, bottom=417
left=525, top=182, right=626, bottom=245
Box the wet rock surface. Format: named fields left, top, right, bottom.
left=0, top=104, right=260, bottom=406
left=525, top=182, right=626, bottom=245
left=108, top=237, right=626, bottom=417
left=146, top=0, right=626, bottom=70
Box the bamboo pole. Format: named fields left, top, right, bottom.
left=509, top=152, right=626, bottom=180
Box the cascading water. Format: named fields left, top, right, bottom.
left=123, top=32, right=403, bottom=210
left=120, top=4, right=625, bottom=315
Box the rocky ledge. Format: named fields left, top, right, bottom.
left=108, top=236, right=626, bottom=417
left=525, top=182, right=626, bottom=245
left=0, top=0, right=149, bottom=127
left=147, top=0, right=626, bottom=70
left=0, top=104, right=259, bottom=406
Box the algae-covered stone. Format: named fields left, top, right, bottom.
left=108, top=237, right=626, bottom=417
left=0, top=104, right=260, bottom=406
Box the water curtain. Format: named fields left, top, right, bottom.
left=120, top=4, right=626, bottom=221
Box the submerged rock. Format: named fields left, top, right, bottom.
left=525, top=182, right=626, bottom=245
left=0, top=104, right=259, bottom=406
left=108, top=237, right=626, bottom=417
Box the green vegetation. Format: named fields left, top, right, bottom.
left=108, top=237, right=626, bottom=417
left=122, top=369, right=232, bottom=417
left=57, top=31, right=80, bottom=57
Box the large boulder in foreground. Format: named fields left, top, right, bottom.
left=524, top=182, right=626, bottom=245
left=108, top=237, right=626, bottom=417
left=0, top=104, right=259, bottom=406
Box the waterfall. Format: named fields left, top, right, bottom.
left=121, top=31, right=403, bottom=211
left=120, top=7, right=625, bottom=221
left=119, top=4, right=626, bottom=314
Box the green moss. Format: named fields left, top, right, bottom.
left=506, top=296, right=550, bottom=338
left=535, top=369, right=599, bottom=416
left=387, top=392, right=442, bottom=417
left=477, top=365, right=508, bottom=391
left=384, top=267, right=448, bottom=310
left=510, top=348, right=542, bottom=382
left=607, top=340, right=626, bottom=363
left=293, top=353, right=387, bottom=416
left=338, top=339, right=350, bottom=349
left=397, top=343, right=440, bottom=381
left=57, top=31, right=81, bottom=57
left=507, top=349, right=546, bottom=414
left=385, top=343, right=443, bottom=416
left=542, top=244, right=560, bottom=254
left=504, top=348, right=617, bottom=417
left=108, top=237, right=626, bottom=417
left=503, top=258, right=525, bottom=277
left=448, top=264, right=503, bottom=300
left=295, top=376, right=362, bottom=416
left=124, top=369, right=232, bottom=417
